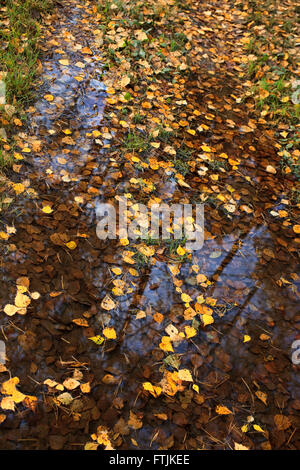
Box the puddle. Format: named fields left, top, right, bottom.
left=0, top=0, right=299, bottom=451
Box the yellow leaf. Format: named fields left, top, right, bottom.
left=255, top=390, right=267, bottom=405
left=89, top=335, right=104, bottom=345
left=176, top=245, right=186, bottom=256
left=168, top=264, right=180, bottom=276
left=4, top=304, right=18, bottom=316
left=65, top=241, right=77, bottom=250
left=234, top=442, right=249, bottom=450
left=159, top=336, right=174, bottom=352
left=196, top=273, right=207, bottom=283
left=112, top=267, right=122, bottom=275
left=30, top=292, right=40, bottom=300
left=42, top=205, right=53, bottom=214
left=143, top=382, right=162, bottom=398
left=216, top=405, right=232, bottom=415
left=80, top=382, right=91, bottom=393
left=72, top=318, right=89, bottom=327
left=44, top=94, right=54, bottom=102
left=293, top=225, right=300, bottom=234
left=101, top=295, right=116, bottom=311
left=153, top=312, right=164, bottom=324
left=63, top=378, right=80, bottom=390
left=202, top=314, right=214, bottom=326
left=184, top=326, right=197, bottom=338
left=243, top=335, right=251, bottom=343
left=141, top=101, right=152, bottom=109
left=92, top=130, right=101, bottom=138
left=84, top=442, right=98, bottom=451
left=1, top=396, right=15, bottom=411
left=12, top=183, right=25, bottom=195
left=178, top=369, right=193, bottom=382
left=1, top=377, right=26, bottom=403
left=14, top=292, right=31, bottom=308
left=181, top=293, right=192, bottom=303
left=128, top=268, right=138, bottom=276
left=0, top=232, right=9, bottom=240
left=120, top=76, right=130, bottom=88
left=103, top=327, right=117, bottom=340
left=82, top=47, right=93, bottom=55
left=253, top=424, right=265, bottom=433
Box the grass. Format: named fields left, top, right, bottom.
left=242, top=0, right=299, bottom=178
left=133, top=112, right=145, bottom=124
left=124, top=132, right=150, bottom=152
left=0, top=0, right=52, bottom=172
left=0, top=0, right=53, bottom=104
left=0, top=148, right=13, bottom=171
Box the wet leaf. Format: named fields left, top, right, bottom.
left=101, top=295, right=116, bottom=311
left=63, top=378, right=80, bottom=390
left=274, top=414, right=291, bottom=431
left=216, top=405, right=232, bottom=415
left=178, top=369, right=193, bottom=382
left=89, top=335, right=104, bottom=345
left=103, top=327, right=117, bottom=340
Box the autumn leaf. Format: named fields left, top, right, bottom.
left=181, top=293, right=192, bottom=303
left=202, top=314, right=214, bottom=326
left=184, top=326, right=197, bottom=338
left=255, top=390, right=267, bottom=405
left=89, top=335, right=104, bottom=345
left=72, top=318, right=89, bottom=327
left=143, top=382, right=162, bottom=398
left=293, top=225, right=300, bottom=234
left=103, top=327, right=117, bottom=340
left=65, top=241, right=77, bottom=250
left=128, top=411, right=143, bottom=430
left=274, top=414, right=291, bottom=431
left=253, top=424, right=265, bottom=433
left=101, top=295, right=116, bottom=311
left=178, top=369, right=193, bottom=382
left=63, top=378, right=80, bottom=390
left=112, top=267, right=122, bottom=275
left=44, top=94, right=54, bottom=102
left=42, top=205, right=53, bottom=214
left=4, top=304, right=19, bottom=316
left=216, top=405, right=232, bottom=415
left=159, top=336, right=174, bottom=353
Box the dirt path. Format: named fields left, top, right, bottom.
left=0, top=0, right=299, bottom=450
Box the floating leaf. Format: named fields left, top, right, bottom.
left=216, top=405, right=232, bottom=415
left=103, top=327, right=117, bottom=340
left=101, top=295, right=116, bottom=311
left=178, top=369, right=193, bottom=382
left=42, top=205, right=53, bottom=214
left=89, top=335, right=104, bottom=345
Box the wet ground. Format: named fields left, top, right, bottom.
left=0, top=0, right=299, bottom=450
